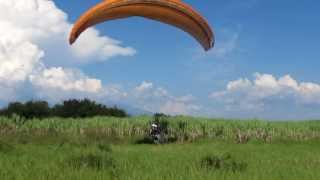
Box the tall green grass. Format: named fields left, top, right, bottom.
left=1, top=115, right=320, bottom=143
left=0, top=116, right=320, bottom=179
left=0, top=137, right=319, bottom=180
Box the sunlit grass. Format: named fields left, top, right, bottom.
left=0, top=116, right=319, bottom=179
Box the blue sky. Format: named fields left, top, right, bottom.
left=54, top=0, right=320, bottom=87
left=0, top=0, right=320, bottom=120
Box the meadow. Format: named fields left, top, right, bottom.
left=0, top=115, right=320, bottom=180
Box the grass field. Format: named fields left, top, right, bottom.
left=0, top=116, right=320, bottom=180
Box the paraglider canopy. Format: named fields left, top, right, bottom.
left=69, top=0, right=214, bottom=51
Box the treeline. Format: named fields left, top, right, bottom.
left=0, top=99, right=128, bottom=119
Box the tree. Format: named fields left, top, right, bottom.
left=52, top=99, right=128, bottom=118
left=0, top=99, right=128, bottom=119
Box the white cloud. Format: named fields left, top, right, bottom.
left=130, top=82, right=200, bottom=115
left=0, top=0, right=198, bottom=116
left=298, top=82, right=320, bottom=104
left=0, top=37, right=43, bottom=83
left=0, top=0, right=136, bottom=102
left=175, top=94, right=196, bottom=102
left=0, top=0, right=136, bottom=62
left=29, top=67, right=102, bottom=93
left=135, top=81, right=153, bottom=92
left=159, top=101, right=200, bottom=115
left=70, top=28, right=136, bottom=60
left=100, top=85, right=128, bottom=100
left=0, top=0, right=68, bottom=41
left=210, top=73, right=320, bottom=115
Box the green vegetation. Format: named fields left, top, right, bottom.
left=0, top=99, right=128, bottom=119
left=0, top=116, right=320, bottom=179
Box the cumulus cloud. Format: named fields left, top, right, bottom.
left=129, top=82, right=200, bottom=115
left=135, top=81, right=154, bottom=92
left=70, top=28, right=136, bottom=60
left=28, top=67, right=131, bottom=103
left=159, top=101, right=200, bottom=115
left=0, top=37, right=44, bottom=84
left=0, top=0, right=136, bottom=61
left=29, top=67, right=102, bottom=93
left=0, top=0, right=136, bottom=102
left=0, top=0, right=197, bottom=116
left=209, top=73, right=320, bottom=118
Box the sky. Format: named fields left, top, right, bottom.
left=0, top=0, right=320, bottom=120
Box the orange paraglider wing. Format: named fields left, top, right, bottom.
left=69, top=0, right=214, bottom=51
